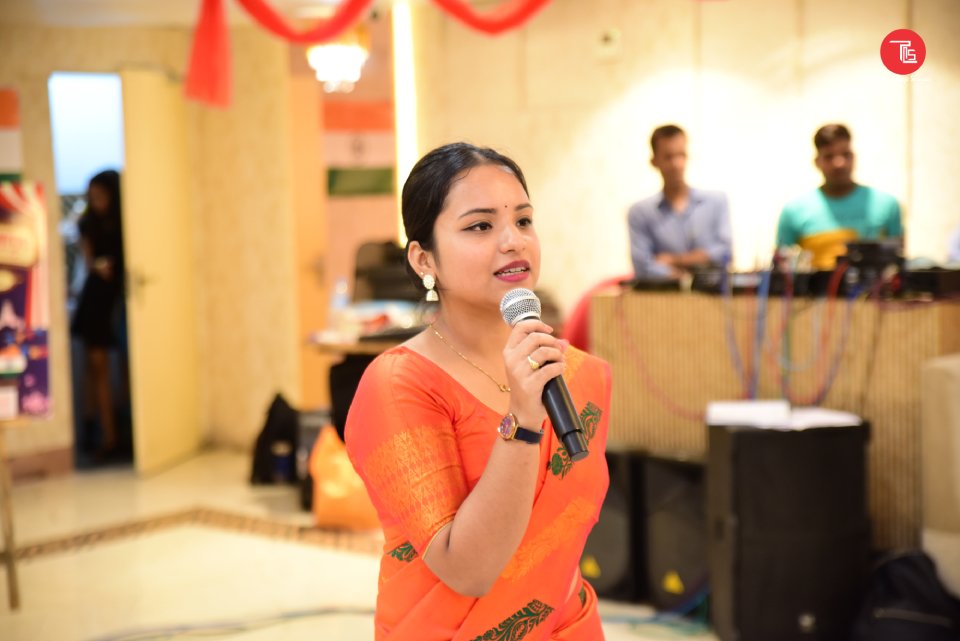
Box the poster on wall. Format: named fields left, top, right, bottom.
left=0, top=182, right=51, bottom=420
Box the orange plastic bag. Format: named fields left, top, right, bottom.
left=309, top=425, right=380, bottom=530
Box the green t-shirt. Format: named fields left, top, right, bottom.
left=776, top=185, right=902, bottom=247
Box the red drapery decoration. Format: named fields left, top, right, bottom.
left=184, top=0, right=232, bottom=107
left=185, top=0, right=551, bottom=108
left=235, top=0, right=376, bottom=44
left=429, top=0, right=551, bottom=35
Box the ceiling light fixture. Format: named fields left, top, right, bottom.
left=306, top=24, right=370, bottom=93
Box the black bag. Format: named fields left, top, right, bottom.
left=250, top=393, right=299, bottom=485
left=852, top=550, right=960, bottom=641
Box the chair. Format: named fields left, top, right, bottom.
left=562, top=275, right=631, bottom=352
left=353, top=240, right=419, bottom=302
left=921, top=354, right=960, bottom=596
left=329, top=240, right=417, bottom=442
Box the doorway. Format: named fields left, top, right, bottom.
left=48, top=72, right=132, bottom=468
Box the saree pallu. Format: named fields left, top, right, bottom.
left=346, top=345, right=612, bottom=641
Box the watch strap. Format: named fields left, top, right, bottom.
left=512, top=424, right=544, bottom=444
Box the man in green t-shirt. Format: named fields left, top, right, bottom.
left=776, top=124, right=902, bottom=266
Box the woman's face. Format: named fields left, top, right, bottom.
left=87, top=183, right=111, bottom=214
left=427, top=163, right=540, bottom=310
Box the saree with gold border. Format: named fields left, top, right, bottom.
left=346, top=345, right=611, bottom=641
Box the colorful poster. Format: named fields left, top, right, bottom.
left=0, top=182, right=50, bottom=419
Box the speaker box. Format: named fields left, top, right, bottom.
left=644, top=456, right=708, bottom=611
left=707, top=423, right=870, bottom=641
left=581, top=450, right=647, bottom=602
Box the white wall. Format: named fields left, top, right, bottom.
left=412, top=0, right=960, bottom=311
left=48, top=72, right=124, bottom=194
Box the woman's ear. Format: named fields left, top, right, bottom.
left=408, top=241, right=435, bottom=276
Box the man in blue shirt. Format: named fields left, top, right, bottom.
left=776, top=124, right=902, bottom=268
left=627, top=125, right=732, bottom=279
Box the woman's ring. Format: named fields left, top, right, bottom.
left=527, top=355, right=541, bottom=371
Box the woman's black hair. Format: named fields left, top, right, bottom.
left=85, top=169, right=122, bottom=219
left=401, top=142, right=529, bottom=294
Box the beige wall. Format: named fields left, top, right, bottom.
left=0, top=24, right=301, bottom=458
left=412, top=0, right=960, bottom=312
left=288, top=53, right=330, bottom=413
left=3, top=0, right=957, bottom=463
left=190, top=29, right=300, bottom=448
left=911, top=0, right=960, bottom=265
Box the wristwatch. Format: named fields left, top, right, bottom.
left=498, top=413, right=544, bottom=444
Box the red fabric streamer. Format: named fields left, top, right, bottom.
left=185, top=0, right=550, bottom=107
left=430, top=0, right=551, bottom=34
left=185, top=0, right=374, bottom=107
left=185, top=0, right=232, bottom=107
left=235, top=0, right=375, bottom=44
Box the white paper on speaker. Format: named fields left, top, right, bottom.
left=788, top=407, right=862, bottom=430
left=706, top=400, right=790, bottom=428
left=706, top=400, right=860, bottom=431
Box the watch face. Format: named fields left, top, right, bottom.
left=498, top=414, right=516, bottom=439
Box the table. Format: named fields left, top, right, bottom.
left=0, top=425, right=21, bottom=609
left=311, top=337, right=405, bottom=357
left=590, top=289, right=960, bottom=550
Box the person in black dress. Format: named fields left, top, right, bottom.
left=71, top=170, right=125, bottom=460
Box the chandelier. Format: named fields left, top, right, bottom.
left=306, top=25, right=370, bottom=93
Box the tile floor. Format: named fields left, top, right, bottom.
left=0, top=450, right=716, bottom=641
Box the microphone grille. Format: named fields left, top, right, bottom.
left=500, top=288, right=542, bottom=326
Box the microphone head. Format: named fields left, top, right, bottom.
left=500, top=288, right=542, bottom=326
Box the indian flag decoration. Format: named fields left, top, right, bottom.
left=324, top=100, right=394, bottom=197
left=0, top=181, right=51, bottom=419
left=0, top=88, right=22, bottom=183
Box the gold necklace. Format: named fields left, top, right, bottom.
left=430, top=323, right=511, bottom=393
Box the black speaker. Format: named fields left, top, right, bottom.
left=581, top=450, right=647, bottom=602
left=644, top=456, right=708, bottom=611
left=707, top=423, right=870, bottom=641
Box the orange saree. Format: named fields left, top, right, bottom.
left=345, top=345, right=611, bottom=641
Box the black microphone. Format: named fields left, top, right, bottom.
left=500, top=288, right=589, bottom=462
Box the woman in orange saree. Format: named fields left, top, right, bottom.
left=346, top=143, right=612, bottom=641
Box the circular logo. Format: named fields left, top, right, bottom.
left=881, top=29, right=925, bottom=75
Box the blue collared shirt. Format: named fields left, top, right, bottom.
left=627, top=188, right=732, bottom=277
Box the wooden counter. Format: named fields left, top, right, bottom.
left=590, top=289, right=960, bottom=550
